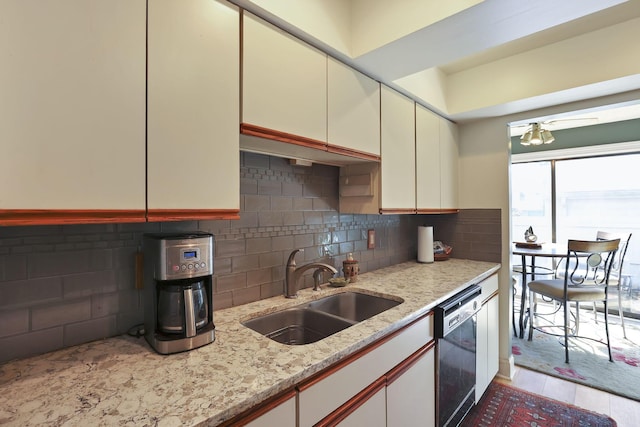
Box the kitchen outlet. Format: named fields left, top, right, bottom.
left=367, top=229, right=375, bottom=249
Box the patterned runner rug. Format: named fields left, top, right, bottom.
left=513, top=308, right=640, bottom=401
left=462, top=382, right=617, bottom=427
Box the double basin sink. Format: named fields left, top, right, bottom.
left=242, top=291, right=403, bottom=345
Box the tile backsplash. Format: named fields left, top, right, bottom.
left=0, top=152, right=500, bottom=363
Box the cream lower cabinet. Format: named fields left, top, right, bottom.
left=476, top=274, right=500, bottom=401
left=299, top=314, right=432, bottom=426
left=416, top=104, right=459, bottom=213
left=245, top=390, right=296, bottom=427
left=147, top=0, right=239, bottom=221
left=0, top=0, right=146, bottom=225
left=380, top=86, right=416, bottom=213
left=387, top=344, right=436, bottom=427
left=242, top=12, right=327, bottom=144
left=335, top=385, right=387, bottom=427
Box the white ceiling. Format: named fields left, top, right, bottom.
left=232, top=0, right=640, bottom=127
left=352, top=0, right=628, bottom=79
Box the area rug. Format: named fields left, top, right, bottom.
left=513, top=309, right=640, bottom=401
left=461, top=382, right=617, bottom=427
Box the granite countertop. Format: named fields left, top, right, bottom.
left=0, top=259, right=500, bottom=427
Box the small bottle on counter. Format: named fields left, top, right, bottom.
left=343, top=253, right=359, bottom=283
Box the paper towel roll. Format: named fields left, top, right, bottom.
left=418, top=226, right=434, bottom=263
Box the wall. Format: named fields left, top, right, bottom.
left=0, top=152, right=500, bottom=363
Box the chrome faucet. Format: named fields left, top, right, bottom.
left=285, top=249, right=337, bottom=298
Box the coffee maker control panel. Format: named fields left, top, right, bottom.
left=167, top=247, right=209, bottom=274
left=146, top=233, right=214, bottom=281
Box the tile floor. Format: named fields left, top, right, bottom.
left=495, top=366, right=640, bottom=427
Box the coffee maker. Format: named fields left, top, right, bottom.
left=143, top=233, right=215, bottom=354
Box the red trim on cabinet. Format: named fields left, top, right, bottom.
left=240, top=123, right=326, bottom=150
left=326, top=144, right=380, bottom=162
left=315, top=376, right=387, bottom=427
left=379, top=208, right=417, bottom=215
left=241, top=123, right=381, bottom=162
left=416, top=208, right=459, bottom=214
left=0, top=209, right=146, bottom=226
left=386, top=341, right=435, bottom=385
left=146, top=209, right=240, bottom=222
left=217, top=388, right=297, bottom=427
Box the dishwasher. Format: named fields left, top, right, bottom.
left=434, top=284, right=483, bottom=427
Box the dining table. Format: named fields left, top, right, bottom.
left=512, top=242, right=569, bottom=338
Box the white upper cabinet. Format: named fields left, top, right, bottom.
left=380, top=86, right=416, bottom=213
left=0, top=0, right=146, bottom=224
left=147, top=0, right=239, bottom=219
left=440, top=118, right=459, bottom=210
left=327, top=58, right=381, bottom=159
left=416, top=104, right=441, bottom=211
left=416, top=104, right=459, bottom=212
left=242, top=12, right=327, bottom=144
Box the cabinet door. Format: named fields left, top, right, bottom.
left=147, top=0, right=239, bottom=219
left=298, top=314, right=432, bottom=426
left=245, top=392, right=296, bottom=427
left=387, top=345, right=436, bottom=427
left=476, top=294, right=499, bottom=401
left=416, top=104, right=441, bottom=211
left=337, top=387, right=386, bottom=427
left=440, top=119, right=459, bottom=210
left=328, top=58, right=380, bottom=159
left=476, top=301, right=489, bottom=402
left=0, top=0, right=146, bottom=224
left=380, top=86, right=416, bottom=213
left=487, top=295, right=500, bottom=386
left=243, top=13, right=327, bottom=143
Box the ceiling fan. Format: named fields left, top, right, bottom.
left=512, top=117, right=597, bottom=146
left=519, top=123, right=554, bottom=146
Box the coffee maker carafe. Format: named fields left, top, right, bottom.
left=143, top=233, right=215, bottom=354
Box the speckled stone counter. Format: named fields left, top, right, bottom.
left=0, top=259, right=500, bottom=426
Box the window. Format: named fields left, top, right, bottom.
left=511, top=151, right=640, bottom=317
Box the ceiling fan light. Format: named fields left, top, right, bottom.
left=520, top=131, right=532, bottom=146
left=541, top=129, right=555, bottom=144
left=529, top=125, right=543, bottom=145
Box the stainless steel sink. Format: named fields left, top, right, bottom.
left=306, top=291, right=402, bottom=322
left=242, top=308, right=354, bottom=345
left=242, top=291, right=403, bottom=345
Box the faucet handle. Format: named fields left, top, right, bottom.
left=313, top=269, right=324, bottom=291
left=287, top=248, right=304, bottom=266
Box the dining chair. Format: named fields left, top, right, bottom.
left=527, top=238, right=620, bottom=363
left=551, top=231, right=632, bottom=338
left=511, top=264, right=554, bottom=337
left=595, top=231, right=632, bottom=339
